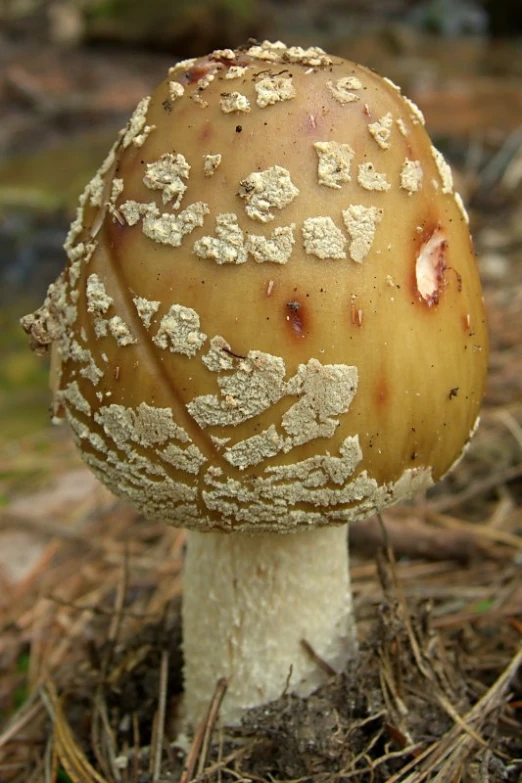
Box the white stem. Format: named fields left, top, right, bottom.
left=182, top=524, right=356, bottom=727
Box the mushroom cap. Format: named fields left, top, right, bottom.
left=37, top=41, right=488, bottom=532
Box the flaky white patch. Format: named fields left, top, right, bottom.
left=85, top=275, right=136, bottom=344
left=61, top=328, right=438, bottom=531
left=224, top=425, right=284, bottom=469
left=189, top=345, right=359, bottom=454
left=403, top=95, right=425, bottom=125
left=66, top=411, right=105, bottom=454
left=86, top=273, right=112, bottom=338
left=255, top=75, right=296, bottom=108
left=368, top=112, right=394, bottom=150
left=69, top=259, right=83, bottom=288
left=302, top=217, right=346, bottom=260
left=58, top=380, right=92, bottom=416
left=314, top=141, right=354, bottom=189
left=211, top=48, right=236, bottom=60
left=143, top=203, right=209, bottom=246
left=238, top=166, right=299, bottom=223
left=160, top=443, right=208, bottom=475
left=383, top=76, right=402, bottom=93
left=120, top=201, right=209, bottom=247
left=121, top=96, right=155, bottom=148
left=69, top=340, right=103, bottom=386
left=246, top=40, right=331, bottom=67
left=168, top=81, right=184, bottom=101
left=246, top=40, right=287, bottom=62
left=81, top=446, right=201, bottom=525
left=400, top=159, right=423, bottom=193
left=168, top=58, right=197, bottom=76
left=246, top=225, right=295, bottom=264
left=327, top=76, right=362, bottom=104
left=201, top=336, right=235, bottom=373
left=225, top=65, right=249, bottom=79
left=29, top=276, right=77, bottom=362
left=197, top=73, right=215, bottom=90
left=194, top=213, right=247, bottom=264
left=281, top=360, right=358, bottom=448
left=78, top=363, right=103, bottom=386
left=64, top=201, right=87, bottom=258
left=91, top=402, right=206, bottom=487
left=220, top=92, right=251, bottom=113
left=222, top=360, right=358, bottom=471
left=143, top=153, right=190, bottom=207
left=133, top=296, right=160, bottom=330
left=201, top=458, right=432, bottom=532
left=396, top=117, right=409, bottom=137
left=267, top=436, right=362, bottom=487
left=285, top=45, right=332, bottom=66
left=342, top=205, right=383, bottom=263
left=203, top=153, right=222, bottom=177
left=107, top=316, right=137, bottom=346
left=188, top=350, right=287, bottom=428
left=191, top=93, right=208, bottom=108
left=153, top=304, right=207, bottom=356
left=107, top=178, right=124, bottom=219
left=210, top=438, right=229, bottom=452
left=357, top=163, right=391, bottom=192
left=119, top=200, right=146, bottom=226
left=76, top=142, right=119, bottom=217
left=86, top=274, right=112, bottom=315
left=431, top=146, right=454, bottom=194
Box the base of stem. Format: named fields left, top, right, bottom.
left=182, top=524, right=356, bottom=727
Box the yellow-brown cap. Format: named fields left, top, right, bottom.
left=22, top=41, right=488, bottom=532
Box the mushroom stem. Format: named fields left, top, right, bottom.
left=182, top=524, right=356, bottom=727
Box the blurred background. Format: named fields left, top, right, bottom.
left=0, top=0, right=521, bottom=578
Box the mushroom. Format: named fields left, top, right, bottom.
left=21, top=41, right=488, bottom=727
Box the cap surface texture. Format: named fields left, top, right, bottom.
left=24, top=41, right=488, bottom=532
